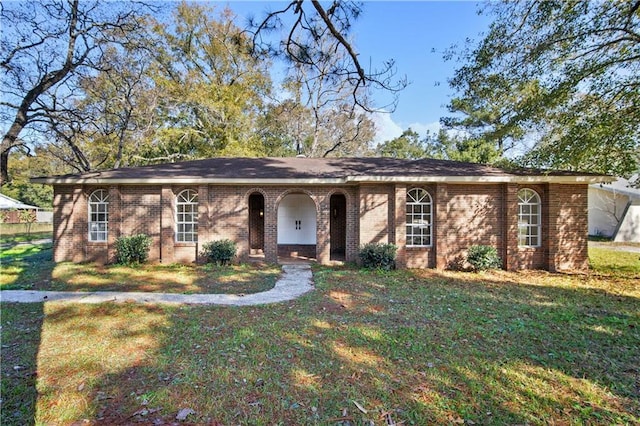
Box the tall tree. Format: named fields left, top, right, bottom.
left=144, top=2, right=272, bottom=161
left=0, top=0, right=152, bottom=185
left=423, top=129, right=504, bottom=164
left=376, top=129, right=425, bottom=159
left=257, top=99, right=309, bottom=157
left=43, top=43, right=159, bottom=172
left=282, top=40, right=375, bottom=157
left=444, top=0, right=640, bottom=177
left=250, top=0, right=407, bottom=113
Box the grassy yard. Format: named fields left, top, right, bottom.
left=0, top=230, right=52, bottom=244
left=1, top=248, right=639, bottom=425
left=0, top=241, right=279, bottom=294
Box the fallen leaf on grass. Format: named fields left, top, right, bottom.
left=447, top=415, right=465, bottom=424
left=352, top=400, right=367, bottom=414
left=176, top=408, right=195, bottom=421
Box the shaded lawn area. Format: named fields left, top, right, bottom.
left=0, top=230, right=52, bottom=244
left=0, top=242, right=54, bottom=290
left=0, top=241, right=279, bottom=294
left=1, top=248, right=639, bottom=425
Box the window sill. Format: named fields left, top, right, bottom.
left=175, top=242, right=197, bottom=247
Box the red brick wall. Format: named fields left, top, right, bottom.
left=547, top=184, right=589, bottom=271
left=434, top=184, right=504, bottom=269
left=358, top=184, right=392, bottom=245
left=120, top=186, right=162, bottom=261
left=51, top=182, right=590, bottom=271
left=53, top=186, right=85, bottom=263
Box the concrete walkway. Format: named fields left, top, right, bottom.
left=0, top=264, right=314, bottom=306
left=588, top=241, right=640, bottom=253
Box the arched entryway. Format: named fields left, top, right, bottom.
left=330, top=193, right=347, bottom=261
left=248, top=192, right=265, bottom=256
left=277, top=193, right=317, bottom=261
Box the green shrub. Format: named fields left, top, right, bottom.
left=115, top=234, right=151, bottom=265
left=358, top=243, right=397, bottom=271
left=201, top=239, right=237, bottom=265
left=467, top=245, right=502, bottom=271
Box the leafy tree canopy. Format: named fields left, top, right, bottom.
left=0, top=0, right=153, bottom=184
left=376, top=129, right=425, bottom=159
left=2, top=0, right=398, bottom=184
left=443, top=0, right=640, bottom=178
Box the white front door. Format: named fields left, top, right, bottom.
left=277, top=194, right=317, bottom=244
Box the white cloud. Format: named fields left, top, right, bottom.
left=370, top=112, right=442, bottom=145
left=370, top=112, right=403, bottom=144
left=405, top=121, right=441, bottom=136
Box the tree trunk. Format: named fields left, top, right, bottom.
left=0, top=0, right=80, bottom=186
left=0, top=148, right=9, bottom=186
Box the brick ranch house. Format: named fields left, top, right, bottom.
left=32, top=157, right=609, bottom=271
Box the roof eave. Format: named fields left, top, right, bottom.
left=349, top=175, right=612, bottom=184
left=31, top=175, right=612, bottom=185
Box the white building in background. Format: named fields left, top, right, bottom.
left=588, top=177, right=640, bottom=242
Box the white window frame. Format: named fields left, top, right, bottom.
left=88, top=189, right=109, bottom=242
left=517, top=188, right=541, bottom=247
left=176, top=189, right=198, bottom=243
left=406, top=188, right=433, bottom=247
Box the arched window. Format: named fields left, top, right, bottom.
left=406, top=188, right=433, bottom=247
left=176, top=189, right=198, bottom=242
left=517, top=188, right=541, bottom=247
left=88, top=189, right=109, bottom=242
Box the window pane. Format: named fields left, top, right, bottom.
left=517, top=189, right=541, bottom=247
left=406, top=189, right=432, bottom=246
left=176, top=190, right=199, bottom=242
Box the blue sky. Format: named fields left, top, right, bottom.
left=217, top=1, right=493, bottom=142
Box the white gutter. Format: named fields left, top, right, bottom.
left=31, top=174, right=612, bottom=185
left=347, top=175, right=613, bottom=184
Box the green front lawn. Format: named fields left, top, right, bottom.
left=589, top=247, right=640, bottom=276
left=0, top=241, right=54, bottom=289
left=0, top=230, right=52, bottom=244
left=1, top=247, right=638, bottom=425
left=0, top=240, right=279, bottom=294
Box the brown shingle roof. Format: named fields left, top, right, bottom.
left=31, top=157, right=610, bottom=184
